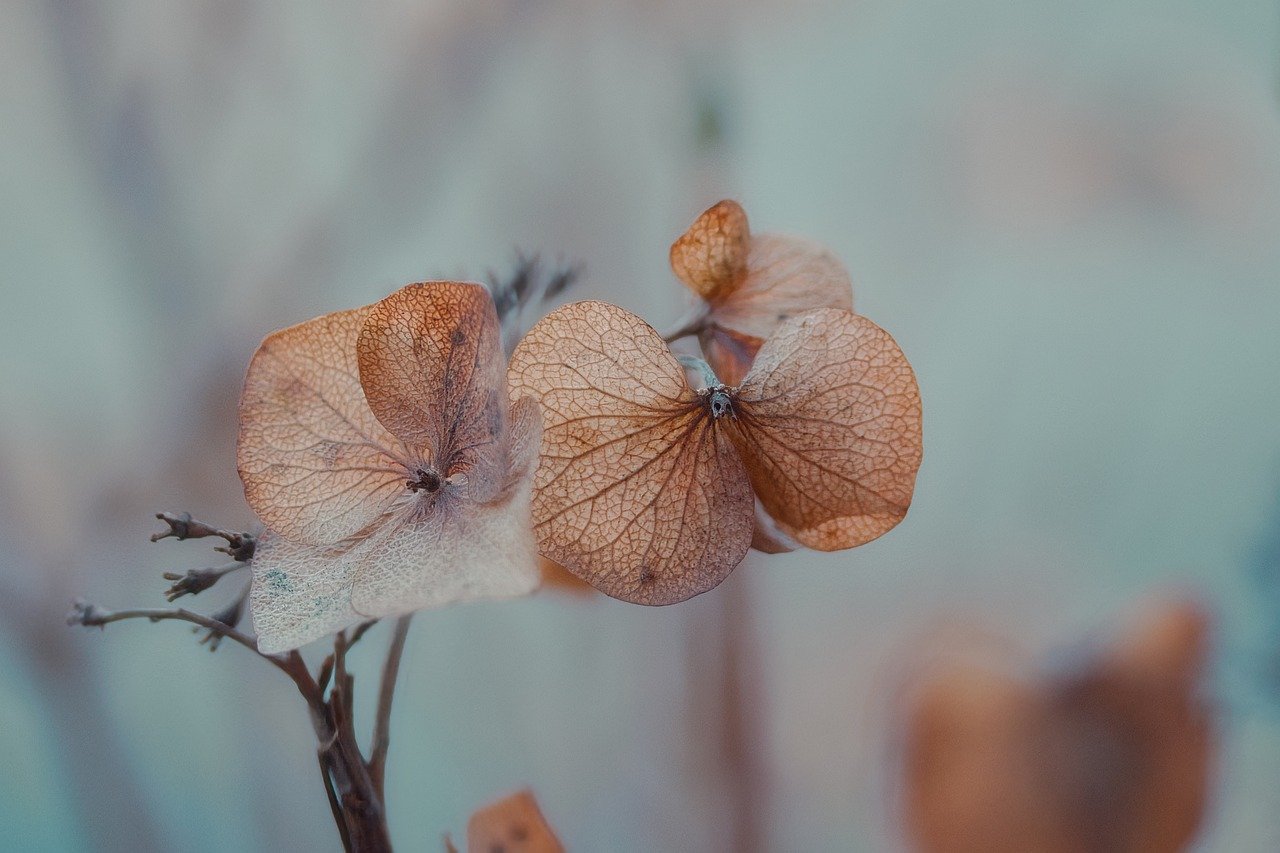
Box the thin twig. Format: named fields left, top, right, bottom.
left=369, top=615, right=413, bottom=795
left=66, top=599, right=305, bottom=687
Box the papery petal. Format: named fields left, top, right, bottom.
left=508, top=301, right=753, bottom=605
left=237, top=306, right=410, bottom=546
left=730, top=308, right=922, bottom=550
left=357, top=281, right=509, bottom=502
left=669, top=199, right=750, bottom=302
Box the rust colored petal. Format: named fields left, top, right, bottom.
left=357, top=281, right=509, bottom=503
left=237, top=306, right=411, bottom=546
left=730, top=308, right=922, bottom=551
left=508, top=300, right=754, bottom=605
left=466, top=789, right=563, bottom=853
left=669, top=199, right=750, bottom=302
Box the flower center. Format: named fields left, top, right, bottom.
left=407, top=468, right=442, bottom=493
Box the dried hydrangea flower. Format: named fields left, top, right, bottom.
left=669, top=199, right=855, bottom=386
left=507, top=300, right=921, bottom=605
left=237, top=281, right=541, bottom=652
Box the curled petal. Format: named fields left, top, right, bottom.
left=508, top=301, right=754, bottom=605
left=730, top=308, right=922, bottom=550
left=357, top=281, right=509, bottom=502
left=237, top=306, right=410, bottom=546
left=669, top=200, right=750, bottom=302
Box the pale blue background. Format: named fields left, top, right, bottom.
left=2, top=1, right=1279, bottom=850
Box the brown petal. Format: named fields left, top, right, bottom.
left=669, top=199, right=750, bottom=302
left=729, top=308, right=922, bottom=550
left=357, top=281, right=509, bottom=503
left=508, top=301, right=754, bottom=605
left=237, top=306, right=410, bottom=546
left=466, top=789, right=563, bottom=853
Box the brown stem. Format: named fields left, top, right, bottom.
left=369, top=615, right=413, bottom=796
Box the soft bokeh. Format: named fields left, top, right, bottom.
left=3, top=1, right=1279, bottom=850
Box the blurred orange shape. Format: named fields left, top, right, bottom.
left=902, top=598, right=1214, bottom=853
left=237, top=282, right=542, bottom=652
left=465, top=789, right=563, bottom=853
left=508, top=300, right=921, bottom=604
left=671, top=200, right=854, bottom=385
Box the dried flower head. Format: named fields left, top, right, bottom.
left=237, top=281, right=541, bottom=652
left=507, top=300, right=922, bottom=605
left=670, top=199, right=855, bottom=386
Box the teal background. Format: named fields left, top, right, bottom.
left=2, top=1, right=1279, bottom=850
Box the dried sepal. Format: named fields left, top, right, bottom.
left=669, top=199, right=750, bottom=302
left=466, top=789, right=563, bottom=853
left=237, top=306, right=411, bottom=546
left=730, top=308, right=922, bottom=550
left=508, top=301, right=753, bottom=605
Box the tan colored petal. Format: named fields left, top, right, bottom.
left=466, top=789, right=563, bottom=853
left=357, top=281, right=509, bottom=503
left=669, top=199, right=750, bottom=302
left=237, top=306, right=410, bottom=546
left=729, top=308, right=922, bottom=550
left=508, top=301, right=753, bottom=605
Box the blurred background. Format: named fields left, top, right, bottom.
left=3, top=0, right=1280, bottom=850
